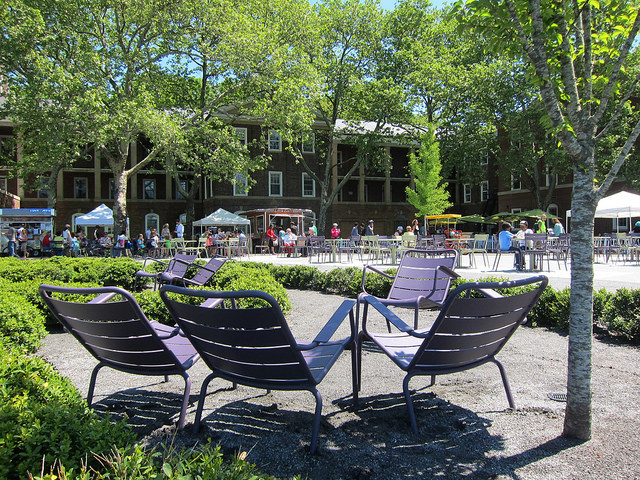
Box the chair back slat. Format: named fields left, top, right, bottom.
left=387, top=249, right=458, bottom=306
left=161, top=290, right=315, bottom=384
left=411, top=281, right=546, bottom=370
left=415, top=341, right=504, bottom=369
left=39, top=286, right=183, bottom=371
left=188, top=257, right=226, bottom=285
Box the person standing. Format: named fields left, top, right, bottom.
left=18, top=224, right=29, bottom=259
left=266, top=224, right=278, bottom=254
left=535, top=214, right=547, bottom=234
left=7, top=224, right=20, bottom=258
left=174, top=219, right=184, bottom=238
left=552, top=217, right=565, bottom=236
left=365, top=220, right=375, bottom=236
left=351, top=222, right=359, bottom=237
left=331, top=223, right=341, bottom=239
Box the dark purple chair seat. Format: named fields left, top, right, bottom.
left=357, top=275, right=548, bottom=434
left=159, top=286, right=357, bottom=453
left=358, top=249, right=460, bottom=330
left=134, top=253, right=197, bottom=290
left=39, top=284, right=203, bottom=430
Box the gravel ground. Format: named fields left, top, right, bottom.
left=39, top=289, right=640, bottom=480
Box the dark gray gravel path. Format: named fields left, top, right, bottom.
left=39, top=289, right=640, bottom=480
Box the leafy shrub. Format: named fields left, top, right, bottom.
left=213, top=262, right=291, bottom=313
left=271, top=264, right=326, bottom=290
left=100, top=258, right=142, bottom=290
left=0, top=350, right=134, bottom=479
left=0, top=291, right=47, bottom=353
left=602, top=288, right=640, bottom=342
left=593, top=288, right=613, bottom=327
left=34, top=442, right=277, bottom=480
left=133, top=290, right=172, bottom=325
left=323, top=267, right=362, bottom=296
left=0, top=279, right=103, bottom=327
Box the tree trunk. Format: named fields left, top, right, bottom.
left=112, top=170, right=129, bottom=235
left=562, top=158, right=596, bottom=441
left=46, top=166, right=60, bottom=211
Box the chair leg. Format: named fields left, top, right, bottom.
left=193, top=372, right=217, bottom=433
left=177, top=372, right=192, bottom=430
left=309, top=388, right=323, bottom=454
left=491, top=358, right=515, bottom=409
left=86, top=362, right=106, bottom=406
left=403, top=374, right=419, bottom=435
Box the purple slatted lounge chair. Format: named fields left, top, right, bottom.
left=357, top=275, right=548, bottom=434
left=38, top=284, right=209, bottom=430
left=159, top=286, right=357, bottom=454
left=358, top=249, right=460, bottom=331
left=134, top=253, right=197, bottom=290
left=169, top=256, right=227, bottom=287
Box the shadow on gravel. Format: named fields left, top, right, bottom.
left=91, top=384, right=189, bottom=434
left=134, top=389, right=511, bottom=479
left=86, top=382, right=581, bottom=479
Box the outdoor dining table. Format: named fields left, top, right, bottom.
left=324, top=238, right=351, bottom=263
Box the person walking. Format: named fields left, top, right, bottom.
left=351, top=222, right=359, bottom=237
left=18, top=224, right=29, bottom=259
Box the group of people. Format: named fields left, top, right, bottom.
left=348, top=218, right=427, bottom=238
left=499, top=216, right=566, bottom=270
left=141, top=219, right=184, bottom=257
left=6, top=224, right=30, bottom=258
left=203, top=227, right=247, bottom=256
left=264, top=222, right=316, bottom=255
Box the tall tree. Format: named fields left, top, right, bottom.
left=0, top=0, right=94, bottom=211
left=155, top=0, right=314, bottom=231
left=405, top=128, right=452, bottom=216
left=278, top=0, right=408, bottom=232
left=460, top=0, right=640, bottom=440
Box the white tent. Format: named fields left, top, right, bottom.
left=567, top=191, right=640, bottom=218
left=74, top=204, right=115, bottom=226
left=193, top=208, right=250, bottom=230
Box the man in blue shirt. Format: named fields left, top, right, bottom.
left=174, top=219, right=184, bottom=238
left=499, top=222, right=524, bottom=270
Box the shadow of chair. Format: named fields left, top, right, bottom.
left=358, top=249, right=460, bottom=331
left=134, top=253, right=197, bottom=290
left=356, top=275, right=548, bottom=434
left=38, top=284, right=202, bottom=430
left=159, top=286, right=357, bottom=453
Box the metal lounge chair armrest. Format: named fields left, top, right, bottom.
left=362, top=295, right=426, bottom=336
left=201, top=297, right=224, bottom=308
left=478, top=288, right=504, bottom=298
left=147, top=257, right=169, bottom=266
left=436, top=264, right=460, bottom=279
left=89, top=292, right=119, bottom=304
left=361, top=264, right=395, bottom=293
left=298, top=300, right=356, bottom=350
left=151, top=321, right=184, bottom=339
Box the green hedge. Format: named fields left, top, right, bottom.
left=0, top=350, right=134, bottom=479
left=0, top=290, right=47, bottom=353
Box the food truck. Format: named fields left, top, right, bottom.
left=0, top=208, right=56, bottom=256
left=238, top=208, right=316, bottom=238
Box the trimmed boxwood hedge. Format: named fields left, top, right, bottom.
left=0, top=349, right=134, bottom=479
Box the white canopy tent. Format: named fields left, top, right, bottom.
left=566, top=191, right=640, bottom=232
left=74, top=204, right=114, bottom=227
left=74, top=204, right=129, bottom=233
left=192, top=208, right=251, bottom=234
